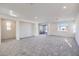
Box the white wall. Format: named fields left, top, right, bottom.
left=19, top=22, right=34, bottom=38
left=48, top=22, right=75, bottom=37
left=0, top=18, right=1, bottom=43
left=75, top=15, right=79, bottom=46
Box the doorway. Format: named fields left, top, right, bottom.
left=39, top=24, right=48, bottom=35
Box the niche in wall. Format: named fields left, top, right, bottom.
left=19, top=21, right=34, bottom=38
left=1, top=18, right=16, bottom=42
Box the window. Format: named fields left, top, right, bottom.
left=58, top=22, right=76, bottom=33
left=58, top=24, right=68, bottom=31
left=6, top=21, right=11, bottom=31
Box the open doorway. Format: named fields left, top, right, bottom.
left=39, top=24, right=48, bottom=35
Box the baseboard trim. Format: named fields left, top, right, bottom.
left=20, top=36, right=35, bottom=39
left=48, top=34, right=74, bottom=38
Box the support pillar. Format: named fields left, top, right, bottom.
left=16, top=21, right=20, bottom=40
left=34, top=23, right=39, bottom=36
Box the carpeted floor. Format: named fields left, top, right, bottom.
left=0, top=35, right=79, bottom=56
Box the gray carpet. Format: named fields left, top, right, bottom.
left=0, top=35, right=79, bottom=56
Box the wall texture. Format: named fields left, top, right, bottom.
left=1, top=19, right=16, bottom=40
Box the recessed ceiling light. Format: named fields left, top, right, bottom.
left=34, top=16, right=38, bottom=19
left=72, top=18, right=74, bottom=20
left=63, top=6, right=67, bottom=9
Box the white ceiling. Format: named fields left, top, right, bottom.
left=0, top=3, right=79, bottom=23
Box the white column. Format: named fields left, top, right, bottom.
left=0, top=18, right=1, bottom=44
left=34, top=23, right=39, bottom=36
left=16, top=21, right=20, bottom=40
left=48, top=24, right=51, bottom=35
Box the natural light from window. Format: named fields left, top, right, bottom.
left=58, top=24, right=68, bottom=31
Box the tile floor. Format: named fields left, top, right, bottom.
left=0, top=35, right=79, bottom=56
